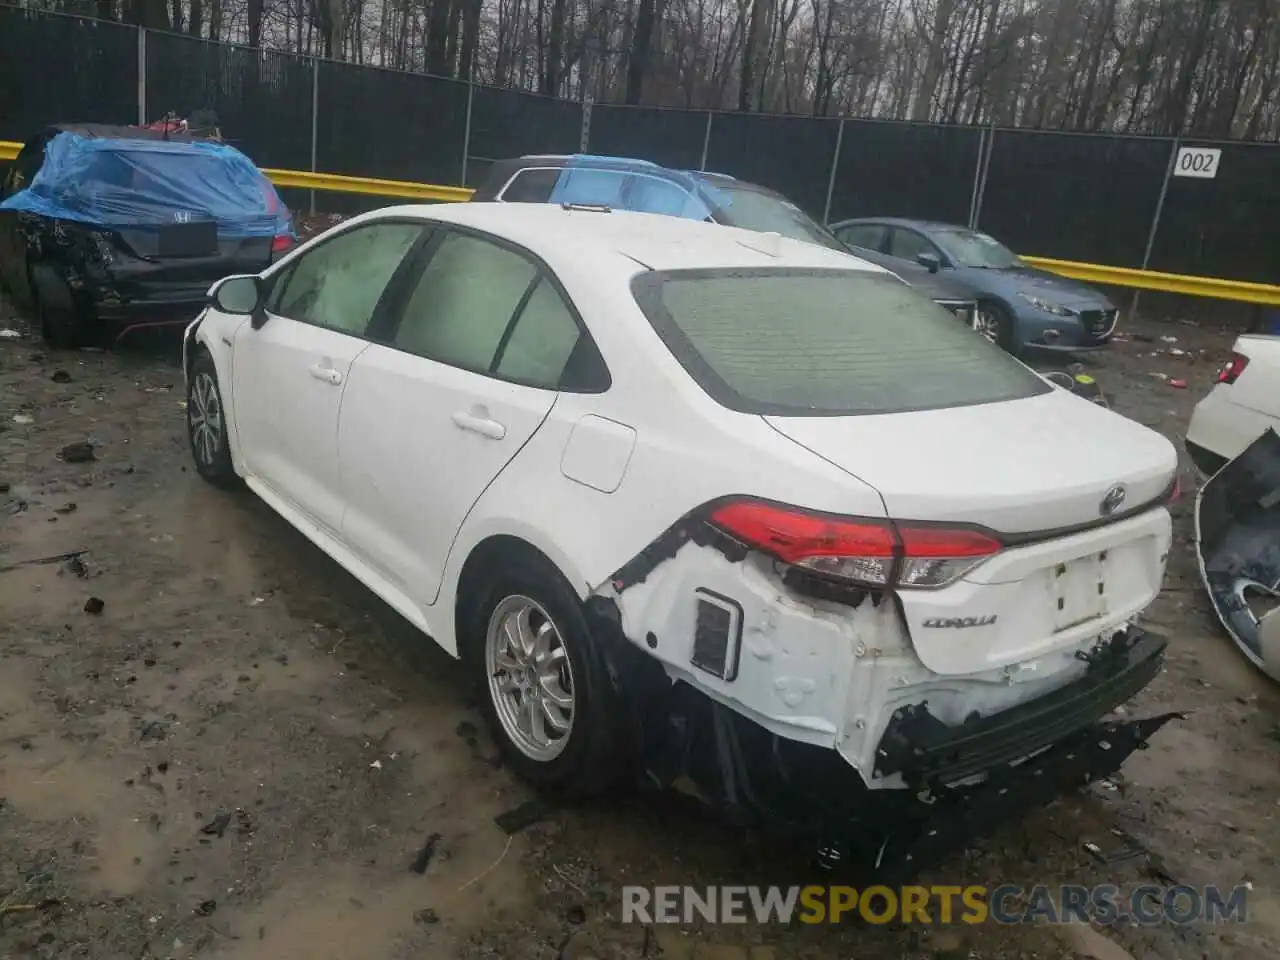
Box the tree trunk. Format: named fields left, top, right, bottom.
left=459, top=0, right=481, bottom=79
left=912, top=0, right=957, bottom=121
left=126, top=0, right=170, bottom=30
left=543, top=0, right=567, bottom=95
left=625, top=0, right=658, bottom=104
left=427, top=0, right=453, bottom=76
left=738, top=0, right=769, bottom=110
left=96, top=0, right=115, bottom=20
left=247, top=0, right=263, bottom=47
left=189, top=0, right=202, bottom=37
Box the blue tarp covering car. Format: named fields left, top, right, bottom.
left=0, top=123, right=296, bottom=346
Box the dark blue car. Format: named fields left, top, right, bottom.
left=0, top=123, right=296, bottom=347
left=829, top=218, right=1118, bottom=357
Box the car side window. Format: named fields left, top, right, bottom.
left=835, top=223, right=887, bottom=251
left=626, top=176, right=708, bottom=219
left=494, top=277, right=584, bottom=387
left=270, top=222, right=422, bottom=336
left=393, top=231, right=537, bottom=371
left=555, top=169, right=628, bottom=207
left=500, top=168, right=559, bottom=202
left=888, top=228, right=939, bottom=262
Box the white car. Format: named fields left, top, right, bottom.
left=183, top=203, right=1179, bottom=867
left=1186, top=335, right=1278, bottom=476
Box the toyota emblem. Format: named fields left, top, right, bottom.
left=1099, top=484, right=1127, bottom=516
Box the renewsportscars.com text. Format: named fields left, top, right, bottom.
left=621, top=884, right=1248, bottom=926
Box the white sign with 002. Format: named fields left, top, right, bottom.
left=1174, top=146, right=1221, bottom=179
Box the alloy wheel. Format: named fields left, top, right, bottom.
left=973, top=308, right=1002, bottom=343
left=485, top=594, right=576, bottom=762
left=189, top=371, right=223, bottom=467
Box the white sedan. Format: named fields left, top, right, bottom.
left=1186, top=335, right=1279, bottom=476
left=183, top=203, right=1179, bottom=862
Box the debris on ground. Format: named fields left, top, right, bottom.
left=83, top=596, right=104, bottom=614
left=59, top=442, right=96, bottom=463
left=413, top=908, right=440, bottom=925
left=494, top=799, right=555, bottom=836
left=409, top=832, right=443, bottom=874
left=200, top=812, right=233, bottom=838
left=50, top=369, right=71, bottom=383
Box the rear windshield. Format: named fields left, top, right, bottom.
left=631, top=268, right=1049, bottom=416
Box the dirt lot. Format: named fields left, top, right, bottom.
left=1, top=286, right=1278, bottom=960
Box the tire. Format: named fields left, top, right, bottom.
left=464, top=558, right=624, bottom=797
left=187, top=350, right=238, bottom=487
left=30, top=261, right=88, bottom=349
left=975, top=300, right=1019, bottom=357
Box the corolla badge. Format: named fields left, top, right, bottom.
left=1099, top=484, right=1127, bottom=516
left=921, top=615, right=998, bottom=629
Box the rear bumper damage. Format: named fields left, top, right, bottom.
left=1196, top=427, right=1280, bottom=680
left=585, top=575, right=1177, bottom=876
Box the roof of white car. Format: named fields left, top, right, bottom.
left=374, top=202, right=888, bottom=275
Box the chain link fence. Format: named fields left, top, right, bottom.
left=3, top=4, right=1278, bottom=282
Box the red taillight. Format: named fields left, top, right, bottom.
left=708, top=500, right=1001, bottom=589
left=271, top=233, right=295, bottom=258
left=1217, top=352, right=1249, bottom=385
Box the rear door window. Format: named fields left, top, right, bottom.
left=631, top=268, right=1048, bottom=416
left=392, top=231, right=538, bottom=371
left=835, top=223, right=887, bottom=251
left=499, top=168, right=559, bottom=202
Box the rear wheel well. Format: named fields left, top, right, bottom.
left=454, top=536, right=579, bottom=662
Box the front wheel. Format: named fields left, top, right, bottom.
left=467, top=561, right=624, bottom=796
left=187, top=350, right=238, bottom=487
left=974, top=301, right=1019, bottom=356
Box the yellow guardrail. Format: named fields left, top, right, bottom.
left=5, top=136, right=1279, bottom=304
left=1022, top=256, right=1280, bottom=306
left=259, top=167, right=473, bottom=202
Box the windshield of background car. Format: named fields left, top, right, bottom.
left=930, top=228, right=1023, bottom=268
left=698, top=182, right=847, bottom=252
left=631, top=267, right=1049, bottom=416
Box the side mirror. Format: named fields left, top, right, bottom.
left=916, top=252, right=942, bottom=273
left=209, top=274, right=265, bottom=322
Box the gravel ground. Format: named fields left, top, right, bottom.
left=1, top=279, right=1277, bottom=960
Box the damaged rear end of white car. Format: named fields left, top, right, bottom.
left=574, top=263, right=1182, bottom=878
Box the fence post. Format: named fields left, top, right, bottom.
left=309, top=56, right=319, bottom=216
left=461, top=68, right=475, bottom=186
left=822, top=118, right=845, bottom=226
left=971, top=122, right=995, bottom=229
left=136, top=27, right=147, bottom=125
left=580, top=95, right=593, bottom=153
left=967, top=127, right=986, bottom=228
left=1142, top=138, right=1179, bottom=270
left=699, top=112, right=713, bottom=171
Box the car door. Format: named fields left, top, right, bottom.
left=337, top=227, right=607, bottom=606
left=232, top=219, right=427, bottom=535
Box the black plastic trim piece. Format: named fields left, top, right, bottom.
left=874, top=627, right=1168, bottom=787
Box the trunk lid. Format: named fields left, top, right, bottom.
left=764, top=388, right=1175, bottom=534
left=765, top=389, right=1177, bottom=676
